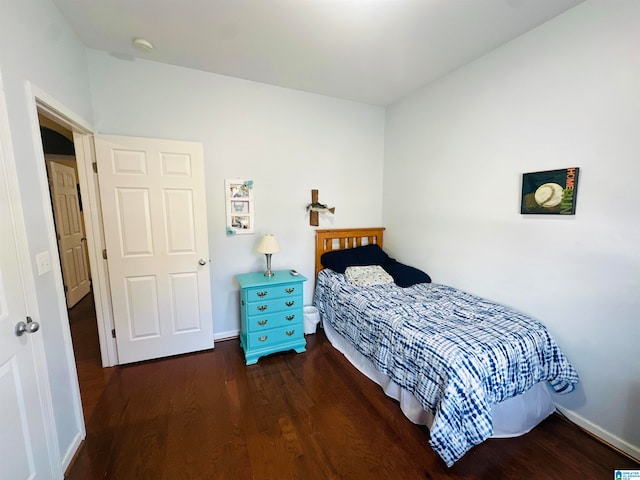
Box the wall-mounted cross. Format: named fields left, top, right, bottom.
left=310, top=189, right=320, bottom=226
left=307, top=189, right=335, bottom=226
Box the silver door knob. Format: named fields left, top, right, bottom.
left=15, top=317, right=40, bottom=337
left=198, top=259, right=207, bottom=265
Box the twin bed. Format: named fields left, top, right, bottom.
left=312, top=228, right=579, bottom=467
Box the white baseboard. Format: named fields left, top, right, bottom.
left=556, top=406, right=640, bottom=462
left=214, top=330, right=240, bottom=342
left=61, top=430, right=85, bottom=473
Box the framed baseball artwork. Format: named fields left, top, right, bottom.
left=521, top=168, right=579, bottom=215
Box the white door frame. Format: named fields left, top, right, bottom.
left=26, top=84, right=119, bottom=370
left=72, top=133, right=118, bottom=366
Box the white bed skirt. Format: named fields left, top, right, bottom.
left=322, top=320, right=555, bottom=438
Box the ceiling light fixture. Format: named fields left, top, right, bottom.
left=132, top=37, right=153, bottom=52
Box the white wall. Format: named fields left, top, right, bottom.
left=383, top=1, right=639, bottom=458
left=0, top=0, right=93, bottom=468
left=86, top=50, right=385, bottom=338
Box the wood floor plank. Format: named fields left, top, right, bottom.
left=66, top=304, right=639, bottom=479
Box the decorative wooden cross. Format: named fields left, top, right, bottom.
left=310, top=189, right=320, bottom=226
left=306, top=189, right=334, bottom=226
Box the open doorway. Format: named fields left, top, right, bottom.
left=33, top=93, right=213, bottom=371
left=38, top=113, right=113, bottom=422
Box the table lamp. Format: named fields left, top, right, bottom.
left=257, top=234, right=280, bottom=277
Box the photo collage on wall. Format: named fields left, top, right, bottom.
left=225, top=179, right=254, bottom=235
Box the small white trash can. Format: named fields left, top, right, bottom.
left=303, top=306, right=320, bottom=335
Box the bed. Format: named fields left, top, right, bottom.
left=312, top=228, right=579, bottom=467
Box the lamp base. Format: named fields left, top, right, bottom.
left=264, top=253, right=274, bottom=277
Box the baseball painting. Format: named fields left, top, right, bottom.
left=521, top=168, right=579, bottom=215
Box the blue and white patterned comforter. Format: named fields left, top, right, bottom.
left=313, top=269, right=579, bottom=466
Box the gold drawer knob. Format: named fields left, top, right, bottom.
left=257, top=291, right=268, bottom=298
left=285, top=315, right=295, bottom=321
left=285, top=330, right=295, bottom=336
left=257, top=305, right=267, bottom=312
left=285, top=287, right=295, bottom=294
left=285, top=301, right=294, bottom=307
left=257, top=320, right=268, bottom=326
left=258, top=336, right=268, bottom=342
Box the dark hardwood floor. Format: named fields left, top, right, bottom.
left=66, top=306, right=638, bottom=479
left=68, top=292, right=115, bottom=423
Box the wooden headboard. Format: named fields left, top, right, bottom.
left=315, top=228, right=385, bottom=277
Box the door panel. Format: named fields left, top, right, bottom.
left=1, top=123, right=56, bottom=479
left=0, top=358, right=36, bottom=479
left=125, top=275, right=160, bottom=338
left=170, top=272, right=201, bottom=332
left=115, top=188, right=153, bottom=256
left=164, top=189, right=196, bottom=253
left=47, top=160, right=91, bottom=307
left=94, top=135, right=213, bottom=364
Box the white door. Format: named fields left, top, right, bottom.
left=0, top=118, right=57, bottom=479
left=94, top=135, right=213, bottom=364
left=46, top=160, right=91, bottom=307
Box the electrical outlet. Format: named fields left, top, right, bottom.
left=36, top=251, right=51, bottom=275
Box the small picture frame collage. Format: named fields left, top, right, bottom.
left=225, top=179, right=254, bottom=235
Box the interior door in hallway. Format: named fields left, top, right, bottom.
left=94, top=135, right=213, bottom=364
left=47, top=159, right=91, bottom=307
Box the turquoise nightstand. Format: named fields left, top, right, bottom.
left=236, top=270, right=307, bottom=365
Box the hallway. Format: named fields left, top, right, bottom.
left=68, top=292, right=114, bottom=423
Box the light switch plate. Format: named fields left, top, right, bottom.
left=36, top=251, right=51, bottom=275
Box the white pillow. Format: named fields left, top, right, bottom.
left=345, top=265, right=394, bottom=287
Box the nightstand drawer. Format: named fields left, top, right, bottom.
left=246, top=310, right=300, bottom=332
left=247, top=325, right=304, bottom=350
left=244, top=284, right=301, bottom=302
left=243, top=295, right=301, bottom=316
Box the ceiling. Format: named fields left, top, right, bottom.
left=52, top=0, right=584, bottom=106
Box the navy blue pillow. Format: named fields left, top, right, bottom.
left=382, top=261, right=431, bottom=288
left=321, top=244, right=391, bottom=273
left=321, top=244, right=431, bottom=287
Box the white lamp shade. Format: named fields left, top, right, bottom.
left=257, top=234, right=280, bottom=254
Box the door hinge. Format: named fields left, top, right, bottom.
left=64, top=285, right=68, bottom=293
left=92, top=162, right=98, bottom=174
left=111, top=328, right=116, bottom=339
left=102, top=249, right=107, bottom=260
